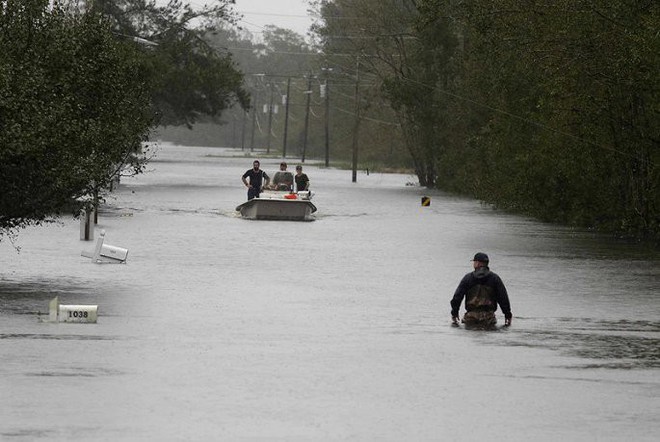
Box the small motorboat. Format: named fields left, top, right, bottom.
left=235, top=191, right=317, bottom=221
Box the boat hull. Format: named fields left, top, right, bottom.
left=236, top=198, right=317, bottom=221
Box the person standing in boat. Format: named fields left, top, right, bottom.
left=242, top=160, right=270, bottom=200
left=294, top=165, right=310, bottom=193
left=450, top=252, right=512, bottom=328
left=270, top=162, right=294, bottom=191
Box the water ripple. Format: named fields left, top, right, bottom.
left=495, top=317, right=660, bottom=369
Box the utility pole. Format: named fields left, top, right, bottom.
left=351, top=57, right=360, bottom=182
left=302, top=73, right=313, bottom=163
left=266, top=82, right=274, bottom=154
left=282, top=77, right=291, bottom=158
left=232, top=114, right=236, bottom=148
left=240, top=109, right=247, bottom=151
left=250, top=90, right=258, bottom=152
left=323, top=67, right=332, bottom=168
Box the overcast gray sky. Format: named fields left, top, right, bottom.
left=232, top=0, right=314, bottom=37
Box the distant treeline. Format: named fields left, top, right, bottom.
left=155, top=124, right=231, bottom=148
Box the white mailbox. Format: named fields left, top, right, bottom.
left=58, top=304, right=98, bottom=323
left=100, top=243, right=129, bottom=262
left=46, top=297, right=98, bottom=324
left=82, top=230, right=128, bottom=263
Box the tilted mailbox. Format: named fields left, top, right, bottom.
left=81, top=230, right=128, bottom=264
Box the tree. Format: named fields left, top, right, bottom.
left=87, top=0, right=249, bottom=128
left=1, top=0, right=256, bottom=239
left=0, top=0, right=154, bottom=235
left=313, top=0, right=659, bottom=238
left=448, top=0, right=660, bottom=235
left=314, top=0, right=460, bottom=185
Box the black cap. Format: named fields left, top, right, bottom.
left=472, top=252, right=489, bottom=263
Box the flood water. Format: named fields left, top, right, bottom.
left=1, top=144, right=659, bottom=441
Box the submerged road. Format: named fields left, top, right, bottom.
left=1, top=144, right=659, bottom=441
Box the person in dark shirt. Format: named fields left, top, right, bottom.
left=241, top=160, right=270, bottom=200
left=450, top=252, right=512, bottom=327
left=294, top=165, right=310, bottom=193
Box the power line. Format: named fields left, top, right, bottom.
left=333, top=106, right=400, bottom=127
left=238, top=11, right=311, bottom=19
left=398, top=74, right=633, bottom=158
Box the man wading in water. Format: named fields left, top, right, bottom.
left=450, top=252, right=512, bottom=328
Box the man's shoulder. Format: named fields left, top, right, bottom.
left=244, top=169, right=265, bottom=178
left=482, top=270, right=505, bottom=287
left=461, top=272, right=474, bottom=283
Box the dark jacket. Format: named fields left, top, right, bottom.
left=295, top=173, right=309, bottom=191
left=451, top=267, right=512, bottom=319
left=242, top=169, right=268, bottom=189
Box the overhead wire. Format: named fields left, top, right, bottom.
left=226, top=20, right=626, bottom=158
left=395, top=74, right=633, bottom=158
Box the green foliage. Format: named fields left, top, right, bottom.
left=312, top=0, right=425, bottom=170
left=0, top=0, right=154, bottom=233
left=311, top=0, right=659, bottom=239
left=149, top=29, right=248, bottom=127
left=199, top=24, right=319, bottom=155
left=443, top=0, right=660, bottom=237
left=0, top=0, right=252, bottom=238
left=89, top=0, right=248, bottom=127
left=159, top=20, right=412, bottom=169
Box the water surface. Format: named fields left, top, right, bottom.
left=1, top=144, right=658, bottom=441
